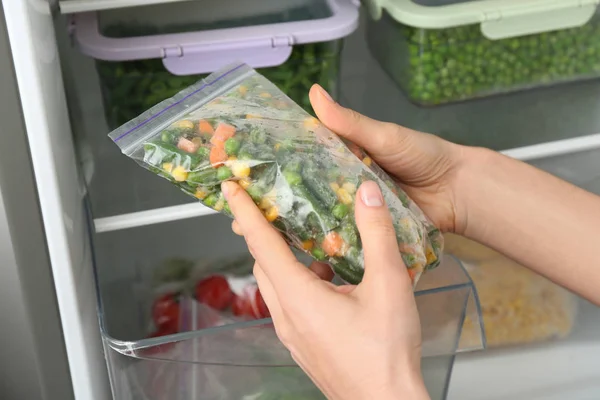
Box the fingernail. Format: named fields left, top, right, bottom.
left=360, top=181, right=384, bottom=207
left=317, top=85, right=333, bottom=102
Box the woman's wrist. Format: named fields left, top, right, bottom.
left=373, top=366, right=430, bottom=400
left=448, top=144, right=497, bottom=236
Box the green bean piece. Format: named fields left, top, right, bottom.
left=332, top=203, right=349, bottom=220
left=283, top=170, right=302, bottom=186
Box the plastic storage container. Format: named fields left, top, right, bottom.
left=72, top=0, right=358, bottom=129
left=92, top=215, right=484, bottom=399
left=443, top=234, right=578, bottom=348
left=364, top=0, right=600, bottom=105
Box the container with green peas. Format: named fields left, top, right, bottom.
left=364, top=0, right=600, bottom=105
left=72, top=0, right=358, bottom=129
left=96, top=40, right=341, bottom=129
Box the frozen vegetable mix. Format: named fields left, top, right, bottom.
left=109, top=63, right=443, bottom=286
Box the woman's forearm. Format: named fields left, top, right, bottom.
left=459, top=148, right=600, bottom=304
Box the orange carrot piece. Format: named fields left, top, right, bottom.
left=322, top=232, right=344, bottom=257
left=209, top=146, right=228, bottom=167
left=198, top=120, right=214, bottom=135
left=408, top=268, right=419, bottom=282
left=211, top=123, right=236, bottom=146
left=177, top=137, right=200, bottom=153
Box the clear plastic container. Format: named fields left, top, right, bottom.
left=444, top=234, right=578, bottom=348
left=364, top=0, right=600, bottom=105
left=72, top=0, right=358, bottom=128
left=92, top=216, right=484, bottom=399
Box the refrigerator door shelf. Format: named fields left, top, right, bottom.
left=92, top=133, right=600, bottom=234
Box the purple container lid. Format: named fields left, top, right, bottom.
left=72, top=0, right=359, bottom=75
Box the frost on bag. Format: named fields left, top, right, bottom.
left=109, top=63, right=443, bottom=286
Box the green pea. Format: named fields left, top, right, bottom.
left=311, top=247, right=326, bottom=261
left=217, top=166, right=233, bottom=181
left=161, top=131, right=175, bottom=143
left=246, top=185, right=263, bottom=202
left=332, top=203, right=349, bottom=220
left=224, top=137, right=241, bottom=155
left=204, top=193, right=219, bottom=208
left=196, top=147, right=210, bottom=159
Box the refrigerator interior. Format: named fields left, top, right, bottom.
left=55, top=3, right=484, bottom=399
left=23, top=0, right=600, bottom=398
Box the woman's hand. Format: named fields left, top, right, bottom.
left=223, top=180, right=430, bottom=400
left=310, top=85, right=468, bottom=234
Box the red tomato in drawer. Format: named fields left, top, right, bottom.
left=232, top=286, right=270, bottom=319
left=254, top=289, right=270, bottom=319
left=152, top=293, right=180, bottom=330
left=195, top=275, right=234, bottom=311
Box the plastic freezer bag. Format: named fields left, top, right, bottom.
left=109, top=63, right=443, bottom=286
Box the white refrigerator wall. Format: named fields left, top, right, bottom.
left=2, top=1, right=110, bottom=399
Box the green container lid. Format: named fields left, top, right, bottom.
left=364, top=0, right=600, bottom=39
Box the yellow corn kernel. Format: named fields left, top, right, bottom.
left=362, top=156, right=372, bottom=166
left=260, top=92, right=272, bottom=98
left=329, top=182, right=340, bottom=192
left=265, top=206, right=279, bottom=222
left=171, top=165, right=189, bottom=182
left=214, top=198, right=225, bottom=212
left=162, top=163, right=174, bottom=173
left=231, top=161, right=251, bottom=178
left=302, top=240, right=314, bottom=251
left=274, top=143, right=281, bottom=151
left=246, top=114, right=262, bottom=119
left=238, top=85, right=248, bottom=95
left=342, top=182, right=357, bottom=194
left=227, top=156, right=238, bottom=162
left=259, top=196, right=274, bottom=210
left=239, top=179, right=251, bottom=189
left=426, top=245, right=438, bottom=264
left=399, top=217, right=411, bottom=230
left=303, top=117, right=319, bottom=130
left=337, top=188, right=353, bottom=205
left=173, top=120, right=194, bottom=130
left=195, top=188, right=209, bottom=200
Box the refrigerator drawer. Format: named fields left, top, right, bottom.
left=91, top=215, right=484, bottom=399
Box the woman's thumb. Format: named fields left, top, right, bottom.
left=353, top=181, right=412, bottom=292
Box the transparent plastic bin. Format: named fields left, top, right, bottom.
left=72, top=0, right=358, bottom=129
left=444, top=234, right=578, bottom=348
left=364, top=0, right=600, bottom=106
left=92, top=216, right=484, bottom=399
